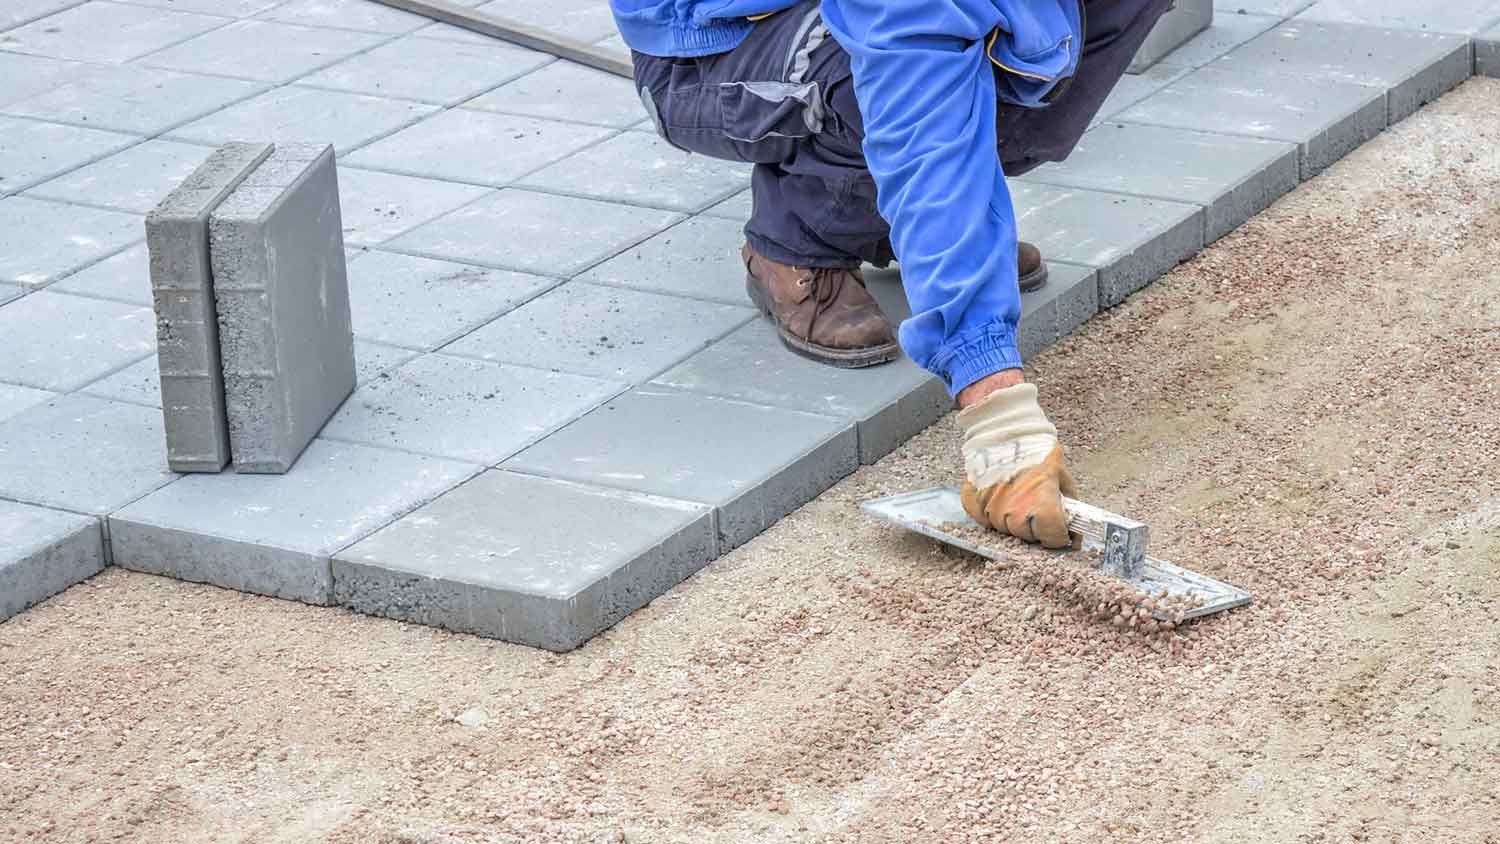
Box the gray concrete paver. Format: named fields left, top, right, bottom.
left=140, top=19, right=385, bottom=83
left=1296, top=0, right=1500, bottom=36
left=109, top=438, right=478, bottom=605
left=0, top=198, right=143, bottom=287
left=577, top=216, right=751, bottom=305
left=443, top=281, right=754, bottom=382
left=347, top=249, right=554, bottom=350
left=51, top=242, right=151, bottom=305
left=1117, top=64, right=1386, bottom=178
left=1022, top=122, right=1299, bottom=242
left=0, top=394, right=176, bottom=516
left=700, top=189, right=752, bottom=221
left=1089, top=62, right=1189, bottom=129
left=333, top=470, right=716, bottom=651
left=116, top=0, right=285, bottom=15
left=472, top=0, right=617, bottom=42
left=344, top=109, right=612, bottom=187
left=256, top=0, right=429, bottom=33
left=320, top=352, right=624, bottom=465
left=336, top=168, right=492, bottom=246
left=1480, top=26, right=1500, bottom=78
left=80, top=354, right=160, bottom=408
left=298, top=34, right=549, bottom=106
left=1153, top=10, right=1280, bottom=69
left=0, top=382, right=57, bottom=424
left=0, top=1, right=228, bottom=63
left=0, top=53, right=84, bottom=109
left=0, top=116, right=140, bottom=196
left=519, top=131, right=751, bottom=213
left=0, top=291, right=154, bottom=391
left=1, top=0, right=87, bottom=32
left=1214, top=0, right=1311, bottom=16
left=167, top=86, right=437, bottom=155
left=0, top=499, right=104, bottom=623
left=463, top=61, right=643, bottom=127
left=0, top=64, right=265, bottom=135
left=385, top=188, right=682, bottom=277
left=353, top=340, right=419, bottom=384
left=0, top=284, right=26, bottom=306
left=26, top=139, right=212, bottom=213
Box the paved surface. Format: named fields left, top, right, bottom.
left=2, top=0, right=1498, bottom=648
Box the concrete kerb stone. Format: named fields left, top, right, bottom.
left=147, top=141, right=273, bottom=473
left=1478, top=28, right=1500, bottom=78
left=210, top=143, right=357, bottom=473
left=0, top=499, right=105, bottom=623
left=332, top=470, right=717, bottom=652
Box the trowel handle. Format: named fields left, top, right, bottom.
left=1061, top=496, right=1149, bottom=579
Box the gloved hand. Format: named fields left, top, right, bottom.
left=958, top=382, right=1079, bottom=549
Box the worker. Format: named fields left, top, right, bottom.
left=611, top=0, right=1173, bottom=547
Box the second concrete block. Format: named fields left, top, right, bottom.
left=209, top=143, right=356, bottom=473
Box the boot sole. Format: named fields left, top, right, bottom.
left=745, top=274, right=900, bottom=369
left=1019, top=262, right=1048, bottom=294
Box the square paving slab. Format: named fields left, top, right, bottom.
left=1215, top=0, right=1311, bottom=16
left=0, top=2, right=227, bottom=63
left=472, top=0, right=618, bottom=42
left=1117, top=65, right=1386, bottom=177
left=345, top=109, right=613, bottom=187
left=1008, top=182, right=1203, bottom=308
left=701, top=189, right=752, bottom=222
left=336, top=168, right=491, bottom=247
left=0, top=198, right=143, bottom=288
left=141, top=19, right=385, bottom=83
left=505, top=387, right=858, bottom=551
left=52, top=242, right=151, bottom=306
left=347, top=249, right=554, bottom=350
left=1088, top=63, right=1190, bottom=129
left=257, top=0, right=430, bottom=33
left=1022, top=122, right=1299, bottom=242
left=1297, top=0, right=1500, bottom=36
left=122, top=0, right=283, bottom=14
left=1, top=0, right=87, bottom=31
left=0, top=291, right=154, bottom=391
left=442, top=281, right=754, bottom=382
left=0, top=382, right=56, bottom=424
left=0, top=394, right=176, bottom=517
left=168, top=87, right=438, bottom=155
left=0, top=284, right=26, bottom=307
left=386, top=189, right=682, bottom=277
left=320, top=353, right=623, bottom=465
left=0, top=64, right=265, bottom=136
left=0, top=53, right=84, bottom=108
left=519, top=132, right=751, bottom=213
left=1480, top=28, right=1500, bottom=78
left=1151, top=10, right=1280, bottom=69
left=464, top=61, right=644, bottom=127
left=0, top=499, right=104, bottom=623
left=0, top=115, right=140, bottom=196
left=1212, top=20, right=1472, bottom=122
left=577, top=216, right=752, bottom=305
left=333, top=470, right=716, bottom=651
left=80, top=354, right=160, bottom=408
left=109, top=439, right=478, bottom=605
left=299, top=35, right=549, bottom=106
left=26, top=139, right=213, bottom=214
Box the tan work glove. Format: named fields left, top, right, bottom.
left=958, top=382, right=1079, bottom=549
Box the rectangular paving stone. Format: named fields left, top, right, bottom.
left=1089, top=62, right=1190, bottom=129
left=347, top=249, right=554, bottom=350
left=336, top=168, right=491, bottom=246
left=141, top=19, right=384, bottom=83
left=444, top=281, right=754, bottom=382
left=299, top=34, right=549, bottom=106
left=27, top=139, right=217, bottom=214
left=386, top=189, right=683, bottom=277
left=0, top=115, right=140, bottom=196
left=354, top=340, right=419, bottom=384
left=0, top=290, right=155, bottom=391
left=651, top=319, right=949, bottom=465
left=1117, top=65, right=1386, bottom=178
left=344, top=110, right=612, bottom=187
left=146, top=142, right=271, bottom=472
left=1148, top=10, right=1279, bottom=70
left=1214, top=0, right=1311, bottom=15
left=1022, top=122, right=1299, bottom=242
left=464, top=61, right=644, bottom=127
left=320, top=353, right=623, bottom=464
left=109, top=438, right=477, bottom=605
left=168, top=87, right=437, bottom=156
left=0, top=394, right=176, bottom=516
left=473, top=0, right=618, bottom=42
left=577, top=216, right=751, bottom=305
left=0, top=500, right=104, bottom=623
left=1009, top=182, right=1203, bottom=308
left=0, top=53, right=84, bottom=108
left=1, top=0, right=87, bottom=31
left=520, top=132, right=751, bottom=213
left=0, top=197, right=143, bottom=287
left=1297, top=0, right=1500, bottom=36
left=80, top=353, right=160, bottom=409
left=333, top=470, right=716, bottom=651
left=1130, top=0, right=1212, bottom=72
left=0, top=2, right=226, bottom=63
left=119, top=0, right=283, bottom=14
left=505, top=387, right=858, bottom=551
left=701, top=189, right=752, bottom=222
left=210, top=143, right=357, bottom=473
left=257, top=0, right=430, bottom=33
left=1213, top=20, right=1473, bottom=123
left=0, top=64, right=265, bottom=135
left=1481, top=28, right=1500, bottom=78
left=0, top=283, right=24, bottom=306
left=1015, top=262, right=1104, bottom=360
left=51, top=241, right=150, bottom=306
left=0, top=382, right=56, bottom=424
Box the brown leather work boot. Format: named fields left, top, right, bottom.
left=1018, top=240, right=1047, bottom=293
left=743, top=244, right=900, bottom=368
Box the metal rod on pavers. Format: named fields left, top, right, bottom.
left=367, top=0, right=635, bottom=79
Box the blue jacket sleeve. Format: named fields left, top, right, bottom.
left=821, top=0, right=1037, bottom=396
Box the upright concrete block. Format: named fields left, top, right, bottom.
left=1476, top=27, right=1500, bottom=78
left=210, top=143, right=357, bottom=473
left=0, top=500, right=105, bottom=623
left=1130, top=0, right=1213, bottom=72
left=147, top=141, right=274, bottom=473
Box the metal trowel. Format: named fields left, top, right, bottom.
left=862, top=488, right=1250, bottom=620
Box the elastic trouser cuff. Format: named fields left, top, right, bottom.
left=932, top=325, right=1025, bottom=398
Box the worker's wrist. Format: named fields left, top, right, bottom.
left=957, top=368, right=1025, bottom=408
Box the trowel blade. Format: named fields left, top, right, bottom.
left=862, top=486, right=1251, bottom=620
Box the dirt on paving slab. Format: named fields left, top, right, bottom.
left=4, top=79, right=1500, bottom=844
